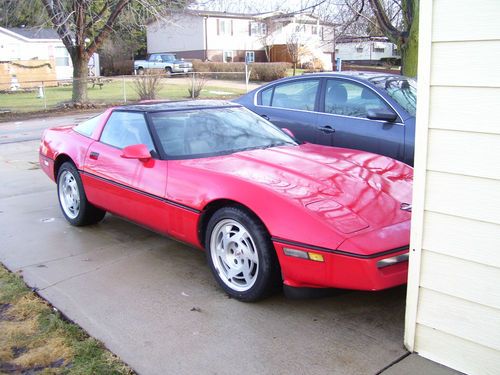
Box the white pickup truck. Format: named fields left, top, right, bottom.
left=134, top=53, right=193, bottom=75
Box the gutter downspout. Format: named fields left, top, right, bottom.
left=204, top=16, right=208, bottom=61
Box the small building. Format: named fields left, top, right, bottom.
left=405, top=1, right=500, bottom=374
left=146, top=10, right=335, bottom=70
left=335, top=36, right=399, bottom=65
left=0, top=27, right=99, bottom=82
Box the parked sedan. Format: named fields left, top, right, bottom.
left=235, top=72, right=416, bottom=165
left=39, top=100, right=412, bottom=301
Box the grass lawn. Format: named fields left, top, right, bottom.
left=286, top=68, right=306, bottom=76
left=0, top=79, right=246, bottom=113
left=0, top=265, right=132, bottom=374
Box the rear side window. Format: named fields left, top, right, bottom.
left=261, top=79, right=319, bottom=111
left=74, top=112, right=106, bottom=137
left=100, top=111, right=156, bottom=153
left=324, top=79, right=391, bottom=118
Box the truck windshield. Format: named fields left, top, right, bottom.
left=161, top=55, right=176, bottom=62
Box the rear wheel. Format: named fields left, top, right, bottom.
left=57, top=162, right=105, bottom=226
left=205, top=206, right=280, bottom=301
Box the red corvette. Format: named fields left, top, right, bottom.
left=39, top=100, right=412, bottom=301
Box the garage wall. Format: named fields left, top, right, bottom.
left=404, top=1, right=500, bottom=374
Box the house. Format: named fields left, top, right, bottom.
left=146, top=10, right=335, bottom=70
left=0, top=27, right=99, bottom=81
left=335, top=36, right=399, bottom=65
left=404, top=1, right=500, bottom=374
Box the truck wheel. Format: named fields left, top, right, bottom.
left=137, top=67, right=144, bottom=75
left=165, top=67, right=172, bottom=77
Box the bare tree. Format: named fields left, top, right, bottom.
left=286, top=33, right=310, bottom=75
left=367, top=0, right=418, bottom=76
left=39, top=0, right=189, bottom=103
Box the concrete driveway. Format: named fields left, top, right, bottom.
left=0, top=114, right=408, bottom=375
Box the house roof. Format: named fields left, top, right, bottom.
left=149, top=9, right=328, bottom=25
left=5, top=27, right=60, bottom=40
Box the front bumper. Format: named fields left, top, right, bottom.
left=172, top=67, right=193, bottom=73
left=273, top=240, right=409, bottom=291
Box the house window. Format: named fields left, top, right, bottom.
left=223, top=50, right=234, bottom=63
left=295, top=24, right=306, bottom=33
left=55, top=46, right=70, bottom=66
left=245, top=51, right=255, bottom=63
left=356, top=47, right=364, bottom=53
left=218, top=19, right=231, bottom=35
left=373, top=44, right=385, bottom=53
left=311, top=26, right=318, bottom=35
left=250, top=22, right=267, bottom=36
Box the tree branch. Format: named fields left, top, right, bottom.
left=85, top=0, right=131, bottom=57
left=40, top=0, right=74, bottom=50
left=367, top=0, right=402, bottom=43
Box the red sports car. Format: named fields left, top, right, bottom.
left=39, top=100, right=412, bottom=301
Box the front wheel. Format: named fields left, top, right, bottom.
left=205, top=206, right=280, bottom=301
left=57, top=162, right=106, bottom=226
left=165, top=67, right=172, bottom=76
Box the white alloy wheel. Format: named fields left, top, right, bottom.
left=210, top=219, right=259, bottom=292
left=58, top=169, right=80, bottom=219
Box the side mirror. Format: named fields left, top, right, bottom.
left=121, top=144, right=151, bottom=161
left=281, top=128, right=295, bottom=138
left=366, top=108, right=398, bottom=122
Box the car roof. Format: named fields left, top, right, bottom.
left=114, top=100, right=242, bottom=113
left=278, top=71, right=411, bottom=83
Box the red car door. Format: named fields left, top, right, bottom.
left=81, top=111, right=169, bottom=234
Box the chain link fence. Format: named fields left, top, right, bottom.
left=0, top=72, right=259, bottom=114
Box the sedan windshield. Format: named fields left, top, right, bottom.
left=370, top=77, right=417, bottom=117
left=149, top=106, right=297, bottom=159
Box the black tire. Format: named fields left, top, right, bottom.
left=165, top=67, right=172, bottom=76
left=56, top=162, right=106, bottom=226
left=205, top=206, right=281, bottom=301
left=137, top=67, right=144, bottom=75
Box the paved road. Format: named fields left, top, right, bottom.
left=0, top=114, right=410, bottom=375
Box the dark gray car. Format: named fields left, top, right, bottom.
left=235, top=72, right=416, bottom=165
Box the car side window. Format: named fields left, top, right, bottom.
left=264, top=79, right=319, bottom=111
left=100, top=111, right=156, bottom=154
left=324, top=79, right=391, bottom=118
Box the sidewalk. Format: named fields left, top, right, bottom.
left=381, top=353, right=463, bottom=375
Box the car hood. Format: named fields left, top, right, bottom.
left=180, top=143, right=413, bottom=235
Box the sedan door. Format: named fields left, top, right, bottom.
left=317, top=78, right=405, bottom=161
left=82, top=111, right=169, bottom=234
left=252, top=78, right=332, bottom=146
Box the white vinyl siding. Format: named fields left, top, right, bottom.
left=405, top=1, right=500, bottom=374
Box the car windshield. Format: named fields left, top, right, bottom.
left=370, top=76, right=417, bottom=117
left=149, top=106, right=297, bottom=159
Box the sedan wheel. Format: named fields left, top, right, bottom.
left=206, top=206, right=280, bottom=301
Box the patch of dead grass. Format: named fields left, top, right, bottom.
left=0, top=265, right=133, bottom=374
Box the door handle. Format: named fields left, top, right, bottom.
left=261, top=114, right=270, bottom=121
left=89, top=151, right=99, bottom=160
left=318, top=126, right=335, bottom=134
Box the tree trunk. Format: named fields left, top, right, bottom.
left=72, top=55, right=89, bottom=103
left=401, top=1, right=419, bottom=77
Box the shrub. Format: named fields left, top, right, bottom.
left=191, top=61, right=290, bottom=82
left=132, top=72, right=163, bottom=100
left=188, top=74, right=209, bottom=98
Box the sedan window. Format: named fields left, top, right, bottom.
left=324, top=79, right=391, bottom=119
left=263, top=79, right=319, bottom=111
left=100, top=111, right=156, bottom=153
